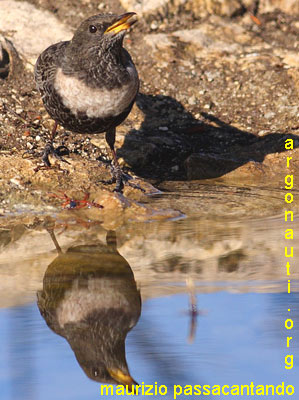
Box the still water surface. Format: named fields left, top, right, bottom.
left=0, top=185, right=298, bottom=400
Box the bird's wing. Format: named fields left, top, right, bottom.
left=34, top=41, right=69, bottom=99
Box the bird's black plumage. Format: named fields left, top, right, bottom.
left=34, top=13, right=139, bottom=190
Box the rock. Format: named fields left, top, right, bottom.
left=0, top=34, right=23, bottom=78
left=42, top=189, right=181, bottom=231
left=184, top=0, right=245, bottom=17
left=144, top=33, right=173, bottom=52
left=120, top=0, right=298, bottom=18
left=10, top=177, right=25, bottom=189
left=118, top=140, right=158, bottom=169
left=259, top=0, right=299, bottom=14
left=91, top=191, right=182, bottom=229
left=173, top=28, right=240, bottom=53
left=0, top=0, right=72, bottom=65
left=274, top=49, right=299, bottom=69
left=185, top=146, right=299, bottom=184
left=188, top=95, right=197, bottom=105
left=120, top=0, right=186, bottom=18
left=0, top=37, right=10, bottom=79
left=185, top=153, right=248, bottom=180
left=144, top=17, right=255, bottom=62
left=120, top=0, right=249, bottom=18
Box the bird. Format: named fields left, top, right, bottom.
left=34, top=13, right=139, bottom=192
left=37, top=229, right=141, bottom=388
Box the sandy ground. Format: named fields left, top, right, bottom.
left=0, top=0, right=298, bottom=219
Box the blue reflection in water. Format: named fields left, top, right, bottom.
left=0, top=291, right=298, bottom=400
left=1, top=306, right=36, bottom=400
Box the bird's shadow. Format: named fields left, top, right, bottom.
left=119, top=93, right=298, bottom=181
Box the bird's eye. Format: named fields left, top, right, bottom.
left=92, top=367, right=99, bottom=377
left=89, top=25, right=97, bottom=33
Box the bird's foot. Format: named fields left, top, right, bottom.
left=42, top=142, right=70, bottom=167
left=102, top=164, right=145, bottom=193
left=33, top=143, right=70, bottom=172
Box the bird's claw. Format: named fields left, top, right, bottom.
left=114, top=174, right=146, bottom=193
left=103, top=164, right=146, bottom=193
left=42, top=143, right=70, bottom=167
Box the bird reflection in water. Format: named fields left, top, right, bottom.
left=37, top=229, right=141, bottom=389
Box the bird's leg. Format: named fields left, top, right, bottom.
left=105, top=128, right=145, bottom=193
left=41, top=121, right=70, bottom=167
left=105, top=128, right=124, bottom=192
left=46, top=227, right=63, bottom=254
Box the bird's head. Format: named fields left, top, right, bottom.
left=82, top=364, right=138, bottom=391
left=70, top=13, right=137, bottom=53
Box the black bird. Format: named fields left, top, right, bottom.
left=35, top=13, right=139, bottom=191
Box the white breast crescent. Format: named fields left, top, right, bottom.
left=54, top=64, right=138, bottom=119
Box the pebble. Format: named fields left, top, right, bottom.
left=15, top=107, right=23, bottom=114
left=10, top=177, right=24, bottom=189
left=205, top=71, right=215, bottom=82
left=264, top=111, right=275, bottom=119
left=159, top=126, right=169, bottom=131
left=35, top=135, right=41, bottom=141
left=258, top=130, right=268, bottom=137
left=188, top=95, right=197, bottom=105
left=150, top=21, right=158, bottom=30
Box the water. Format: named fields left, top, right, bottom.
left=1, top=293, right=298, bottom=400
left=0, top=184, right=298, bottom=400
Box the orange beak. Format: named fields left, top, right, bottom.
left=104, top=12, right=137, bottom=34
left=107, top=368, right=138, bottom=391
